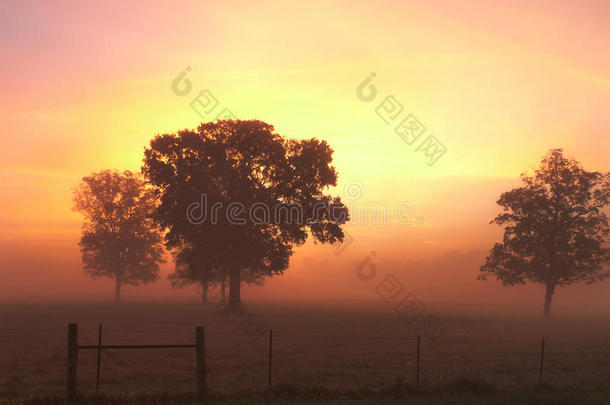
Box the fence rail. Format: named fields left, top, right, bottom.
left=0, top=323, right=563, bottom=401
left=60, top=323, right=550, bottom=402
left=66, top=323, right=206, bottom=402
left=79, top=344, right=197, bottom=349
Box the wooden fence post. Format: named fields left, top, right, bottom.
left=268, top=329, right=273, bottom=389
left=196, top=326, right=206, bottom=402
left=96, top=324, right=103, bottom=391
left=539, top=337, right=545, bottom=383
left=416, top=335, right=421, bottom=386
left=67, top=323, right=78, bottom=401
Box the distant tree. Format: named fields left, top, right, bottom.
left=142, top=120, right=349, bottom=310
left=479, top=149, right=610, bottom=318
left=169, top=244, right=222, bottom=303
left=72, top=170, right=165, bottom=303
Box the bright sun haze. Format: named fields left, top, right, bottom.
left=2, top=0, right=609, bottom=310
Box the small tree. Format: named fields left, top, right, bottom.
left=479, top=149, right=610, bottom=318
left=73, top=170, right=165, bottom=303
left=169, top=244, right=222, bottom=303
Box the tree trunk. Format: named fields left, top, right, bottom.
left=543, top=283, right=555, bottom=319
left=200, top=280, right=208, bottom=304
left=228, top=266, right=241, bottom=311
left=220, top=277, right=226, bottom=304
left=115, top=276, right=121, bottom=304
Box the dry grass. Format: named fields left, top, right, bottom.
left=4, top=387, right=610, bottom=405
left=1, top=301, right=610, bottom=401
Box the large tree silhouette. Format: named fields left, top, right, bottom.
left=72, top=170, right=165, bottom=303
left=479, top=149, right=610, bottom=318
left=143, top=120, right=348, bottom=310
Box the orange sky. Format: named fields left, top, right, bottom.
left=1, top=0, right=609, bottom=313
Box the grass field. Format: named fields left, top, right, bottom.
left=6, top=387, right=610, bottom=405
left=1, top=301, right=609, bottom=403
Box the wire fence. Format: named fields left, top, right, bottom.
left=2, top=324, right=610, bottom=400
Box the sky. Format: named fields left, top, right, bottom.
left=1, top=0, right=609, bottom=314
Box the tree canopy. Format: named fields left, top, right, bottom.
left=479, top=149, right=610, bottom=318
left=142, top=120, right=349, bottom=309
left=72, top=170, right=165, bottom=302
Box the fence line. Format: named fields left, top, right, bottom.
left=0, top=327, right=552, bottom=342
left=66, top=323, right=206, bottom=403
left=58, top=323, right=552, bottom=402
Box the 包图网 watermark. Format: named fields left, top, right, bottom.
left=356, top=72, right=446, bottom=166
left=355, top=251, right=446, bottom=345
left=171, top=66, right=236, bottom=121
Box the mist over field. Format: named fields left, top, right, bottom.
left=3, top=222, right=609, bottom=319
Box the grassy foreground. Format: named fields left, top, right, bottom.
left=3, top=383, right=610, bottom=405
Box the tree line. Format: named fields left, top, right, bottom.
left=72, top=120, right=349, bottom=308
left=72, top=119, right=610, bottom=318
